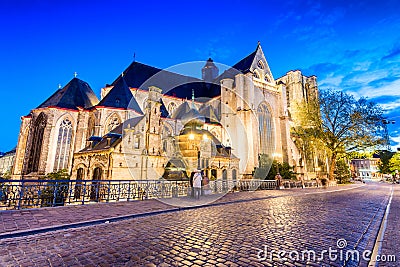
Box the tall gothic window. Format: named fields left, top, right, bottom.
left=54, top=118, right=73, bottom=171
left=107, top=114, right=121, bottom=132
left=87, top=116, right=95, bottom=138
left=258, top=104, right=274, bottom=156
left=27, top=112, right=47, bottom=173
left=167, top=102, right=177, bottom=116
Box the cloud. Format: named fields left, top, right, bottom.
left=381, top=42, right=400, bottom=62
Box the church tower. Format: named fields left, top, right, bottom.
left=202, top=58, right=219, bottom=82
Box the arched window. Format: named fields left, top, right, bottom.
left=258, top=104, right=274, bottom=156
left=27, top=112, right=47, bottom=173
left=87, top=116, right=95, bottom=138
left=167, top=102, right=177, bottom=116
left=264, top=75, right=271, bottom=83
left=232, top=169, right=237, bottom=181
left=54, top=118, right=73, bottom=171
left=106, top=114, right=121, bottom=132
left=74, top=167, right=84, bottom=199
left=92, top=167, right=102, bottom=180
left=222, top=169, right=227, bottom=180
left=90, top=167, right=102, bottom=201
left=253, top=71, right=259, bottom=79
left=257, top=60, right=265, bottom=69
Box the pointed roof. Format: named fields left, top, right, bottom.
left=98, top=77, right=143, bottom=114
left=111, top=61, right=220, bottom=101
left=80, top=116, right=144, bottom=152
left=38, top=78, right=99, bottom=110
left=199, top=104, right=220, bottom=123
left=232, top=43, right=273, bottom=77
left=232, top=49, right=258, bottom=73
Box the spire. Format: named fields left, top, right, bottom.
left=191, top=89, right=195, bottom=109
left=202, top=58, right=219, bottom=82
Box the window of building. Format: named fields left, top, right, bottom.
left=87, top=116, right=95, bottom=138
left=167, top=102, right=177, bottom=116
left=257, top=104, right=274, bottom=156
left=257, top=60, right=265, bottom=69
left=107, top=114, right=121, bottom=132
left=54, top=118, right=73, bottom=171
left=134, top=135, right=140, bottom=149
left=27, top=112, right=47, bottom=173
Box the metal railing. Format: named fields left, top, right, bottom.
left=282, top=180, right=319, bottom=188
left=0, top=179, right=280, bottom=210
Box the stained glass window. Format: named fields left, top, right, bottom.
left=54, top=118, right=73, bottom=171
left=107, top=114, right=121, bottom=132
left=258, top=104, right=274, bottom=155
left=27, top=112, right=47, bottom=173
left=167, top=102, right=177, bottom=116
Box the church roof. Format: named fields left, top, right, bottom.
left=97, top=77, right=143, bottom=114
left=199, top=104, right=220, bottom=123
left=38, top=78, right=99, bottom=110
left=80, top=116, right=144, bottom=152
left=232, top=49, right=258, bottom=74
left=112, top=61, right=221, bottom=101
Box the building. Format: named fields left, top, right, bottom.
left=0, top=149, right=16, bottom=177
left=12, top=43, right=323, bottom=181
left=350, top=158, right=381, bottom=180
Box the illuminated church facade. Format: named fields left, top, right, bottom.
left=12, top=43, right=323, bottom=181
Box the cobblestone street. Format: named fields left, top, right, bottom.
left=0, top=183, right=398, bottom=267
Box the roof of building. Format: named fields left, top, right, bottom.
left=38, top=78, right=99, bottom=110
left=80, top=116, right=144, bottom=152
left=232, top=49, right=258, bottom=74
left=111, top=61, right=221, bottom=101
left=97, top=77, right=143, bottom=114
left=202, top=58, right=218, bottom=70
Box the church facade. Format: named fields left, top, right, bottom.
left=12, top=43, right=322, bottom=181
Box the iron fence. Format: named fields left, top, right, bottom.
left=0, top=179, right=279, bottom=210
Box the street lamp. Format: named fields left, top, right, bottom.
left=273, top=153, right=282, bottom=174
left=382, top=119, right=396, bottom=151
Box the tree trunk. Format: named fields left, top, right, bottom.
left=329, top=152, right=337, bottom=180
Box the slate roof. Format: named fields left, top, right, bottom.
left=112, top=61, right=221, bottom=101
left=199, top=104, right=220, bottom=123
left=97, top=77, right=143, bottom=114
left=231, top=49, right=257, bottom=74
left=80, top=116, right=144, bottom=152
left=38, top=78, right=99, bottom=110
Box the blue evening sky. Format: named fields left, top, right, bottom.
left=0, top=0, right=399, bottom=152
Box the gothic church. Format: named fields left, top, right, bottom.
left=12, top=43, right=322, bottom=181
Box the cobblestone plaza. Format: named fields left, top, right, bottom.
left=0, top=183, right=399, bottom=266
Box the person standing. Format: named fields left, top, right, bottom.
left=193, top=169, right=203, bottom=199
left=189, top=170, right=195, bottom=198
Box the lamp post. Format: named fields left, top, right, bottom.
left=273, top=153, right=282, bottom=189
left=273, top=153, right=282, bottom=174
left=382, top=119, right=396, bottom=151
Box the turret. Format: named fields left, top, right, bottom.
left=202, top=58, right=219, bottom=82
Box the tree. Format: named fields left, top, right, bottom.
left=294, top=89, right=385, bottom=181
left=40, top=169, right=70, bottom=207
left=389, top=153, right=400, bottom=173
left=335, top=159, right=351, bottom=184
left=265, top=161, right=296, bottom=180
left=376, top=150, right=395, bottom=174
